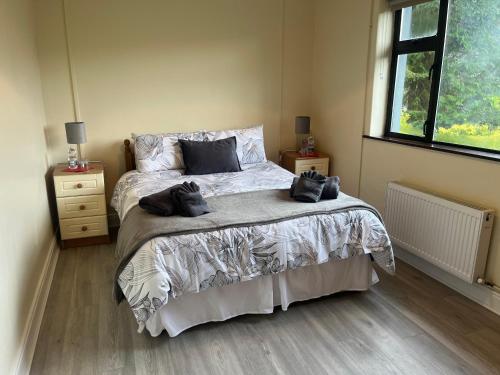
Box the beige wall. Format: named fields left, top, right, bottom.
left=37, top=0, right=315, bottom=197
left=0, top=0, right=496, bottom=371
left=309, top=0, right=499, bottom=285
left=280, top=0, right=314, bottom=150
left=358, top=0, right=500, bottom=285
left=360, top=139, right=500, bottom=285
left=0, top=0, right=54, bottom=373
left=33, top=0, right=500, bottom=289
left=311, top=0, right=373, bottom=196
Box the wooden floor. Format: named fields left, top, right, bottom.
left=31, top=244, right=500, bottom=375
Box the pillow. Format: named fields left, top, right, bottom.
left=206, top=125, right=266, bottom=165
left=134, top=131, right=207, bottom=172
left=179, top=136, right=242, bottom=175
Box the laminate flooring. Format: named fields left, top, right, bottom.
left=30, top=244, right=500, bottom=374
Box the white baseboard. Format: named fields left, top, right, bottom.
left=394, top=246, right=500, bottom=316
left=15, top=235, right=60, bottom=375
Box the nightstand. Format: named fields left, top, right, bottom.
left=53, top=162, right=110, bottom=248
left=280, top=151, right=330, bottom=176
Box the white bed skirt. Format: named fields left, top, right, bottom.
left=145, top=255, right=378, bottom=337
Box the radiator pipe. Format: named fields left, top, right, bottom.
left=477, top=278, right=500, bottom=293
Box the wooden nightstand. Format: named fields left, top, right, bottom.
left=280, top=151, right=330, bottom=176
left=53, top=162, right=110, bottom=248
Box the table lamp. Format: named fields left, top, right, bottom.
left=65, top=121, right=88, bottom=170
left=295, top=116, right=314, bottom=155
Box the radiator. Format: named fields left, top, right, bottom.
left=385, top=182, right=495, bottom=283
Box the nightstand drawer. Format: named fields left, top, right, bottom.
left=54, top=173, right=104, bottom=197
left=56, top=194, right=106, bottom=219
left=60, top=215, right=108, bottom=240
left=295, top=158, right=329, bottom=175
left=281, top=151, right=331, bottom=177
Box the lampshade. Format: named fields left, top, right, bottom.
left=295, top=116, right=310, bottom=134
left=65, top=122, right=87, bottom=144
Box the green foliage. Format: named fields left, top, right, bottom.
left=435, top=126, right=500, bottom=151
left=401, top=1, right=439, bottom=129
left=400, top=110, right=423, bottom=136
left=404, top=52, right=434, bottom=128
left=437, top=123, right=491, bottom=137
left=401, top=0, right=500, bottom=138
left=436, top=0, right=500, bottom=128
left=491, top=96, right=500, bottom=111
left=401, top=122, right=500, bottom=151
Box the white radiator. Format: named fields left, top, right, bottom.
left=385, top=182, right=495, bottom=283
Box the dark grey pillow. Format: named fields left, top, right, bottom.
left=179, top=136, right=242, bottom=175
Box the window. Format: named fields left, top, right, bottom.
left=386, top=0, right=500, bottom=153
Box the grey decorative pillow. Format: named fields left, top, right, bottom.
left=206, top=125, right=267, bottom=165
left=179, top=137, right=242, bottom=175
left=134, top=131, right=207, bottom=172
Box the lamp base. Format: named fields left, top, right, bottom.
left=298, top=151, right=320, bottom=158
left=297, top=134, right=315, bottom=156
left=296, top=134, right=309, bottom=151
left=62, top=165, right=92, bottom=173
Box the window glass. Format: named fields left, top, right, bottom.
left=387, top=0, right=500, bottom=153
left=400, top=0, right=440, bottom=41
left=434, top=0, right=500, bottom=151
left=390, top=51, right=435, bottom=136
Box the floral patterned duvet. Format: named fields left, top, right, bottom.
left=111, top=162, right=394, bottom=329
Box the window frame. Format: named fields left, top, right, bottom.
left=385, top=0, right=450, bottom=143
left=386, top=0, right=500, bottom=156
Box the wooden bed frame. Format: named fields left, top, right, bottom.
left=124, top=139, right=136, bottom=172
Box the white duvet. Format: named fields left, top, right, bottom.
left=111, top=162, right=394, bottom=330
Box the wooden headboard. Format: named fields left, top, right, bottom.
left=124, top=139, right=136, bottom=172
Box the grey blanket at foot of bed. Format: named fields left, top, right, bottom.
left=114, top=189, right=384, bottom=303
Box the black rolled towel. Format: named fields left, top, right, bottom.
left=289, top=171, right=325, bottom=198
left=139, top=184, right=184, bottom=216
left=292, top=171, right=326, bottom=203
left=321, top=176, right=340, bottom=199
left=171, top=181, right=212, bottom=217
left=289, top=176, right=299, bottom=197
left=290, top=173, right=340, bottom=200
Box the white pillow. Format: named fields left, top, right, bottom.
left=206, top=125, right=267, bottom=165
left=134, top=131, right=207, bottom=172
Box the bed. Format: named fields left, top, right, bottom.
left=112, top=135, right=394, bottom=337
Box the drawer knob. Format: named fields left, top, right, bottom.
left=81, top=226, right=88, bottom=232
left=79, top=204, right=86, bottom=210
left=76, top=183, right=83, bottom=189
left=310, top=166, right=316, bottom=170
